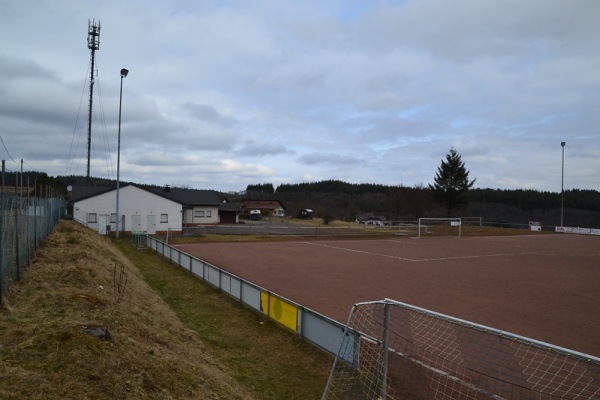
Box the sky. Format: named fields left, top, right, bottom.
left=1, top=0, right=599, bottom=193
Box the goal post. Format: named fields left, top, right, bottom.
left=417, top=217, right=462, bottom=239
left=322, top=299, right=600, bottom=400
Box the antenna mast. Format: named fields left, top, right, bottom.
left=86, top=19, right=100, bottom=185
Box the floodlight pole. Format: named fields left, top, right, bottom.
left=560, top=141, right=565, bottom=227
left=115, top=68, right=129, bottom=238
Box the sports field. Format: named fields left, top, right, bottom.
left=176, top=233, right=600, bottom=357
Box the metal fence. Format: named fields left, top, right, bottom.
left=0, top=193, right=64, bottom=301
left=146, top=235, right=347, bottom=357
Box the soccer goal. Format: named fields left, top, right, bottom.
left=417, top=217, right=462, bottom=239
left=322, top=299, right=600, bottom=400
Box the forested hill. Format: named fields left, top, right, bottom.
left=276, top=180, right=391, bottom=195
left=246, top=181, right=600, bottom=228
left=469, top=188, right=599, bottom=212
left=249, top=181, right=599, bottom=212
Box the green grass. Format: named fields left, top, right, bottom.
left=115, top=239, right=333, bottom=400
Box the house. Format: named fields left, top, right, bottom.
left=147, top=186, right=221, bottom=227
left=240, top=199, right=285, bottom=218
left=71, top=184, right=222, bottom=235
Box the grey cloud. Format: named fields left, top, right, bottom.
left=180, top=102, right=237, bottom=126
left=298, top=152, right=361, bottom=165
left=235, top=141, right=290, bottom=156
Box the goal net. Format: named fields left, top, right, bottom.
left=322, top=299, right=600, bottom=400
left=418, top=218, right=462, bottom=239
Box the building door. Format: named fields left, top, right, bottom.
left=98, top=214, right=109, bottom=235
left=146, top=215, right=156, bottom=234
left=131, top=215, right=142, bottom=233
left=183, top=209, right=193, bottom=225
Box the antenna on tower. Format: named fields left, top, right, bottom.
left=86, top=19, right=100, bottom=186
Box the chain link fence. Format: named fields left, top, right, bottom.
left=0, top=191, right=64, bottom=302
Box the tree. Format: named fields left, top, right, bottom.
left=428, top=147, right=476, bottom=217
left=246, top=183, right=275, bottom=195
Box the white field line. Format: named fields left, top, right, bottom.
left=305, top=241, right=545, bottom=263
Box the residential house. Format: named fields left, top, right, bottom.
left=147, top=186, right=221, bottom=227
left=240, top=199, right=285, bottom=218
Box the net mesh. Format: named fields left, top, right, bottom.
left=323, top=300, right=600, bottom=400
left=1, top=194, right=63, bottom=300
left=418, top=218, right=462, bottom=238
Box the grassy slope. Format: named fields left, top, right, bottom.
left=0, top=220, right=332, bottom=399
left=115, top=236, right=332, bottom=400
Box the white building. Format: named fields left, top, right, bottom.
left=71, top=184, right=222, bottom=235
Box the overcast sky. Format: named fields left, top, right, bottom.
left=1, top=1, right=598, bottom=193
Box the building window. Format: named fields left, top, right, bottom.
left=195, top=210, right=205, bottom=218
left=110, top=213, right=117, bottom=223
left=87, top=213, right=97, bottom=223
left=160, top=214, right=168, bottom=223
left=206, top=210, right=212, bottom=218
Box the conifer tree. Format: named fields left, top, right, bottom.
left=429, top=147, right=476, bottom=217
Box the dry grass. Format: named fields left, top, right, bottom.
left=0, top=219, right=333, bottom=399
left=0, top=220, right=256, bottom=399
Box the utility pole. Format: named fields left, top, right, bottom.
left=86, top=19, right=100, bottom=186
left=560, top=141, right=566, bottom=227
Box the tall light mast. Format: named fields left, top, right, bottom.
left=86, top=19, right=100, bottom=185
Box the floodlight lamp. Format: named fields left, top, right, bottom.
left=120, top=68, right=129, bottom=77
left=561, top=141, right=566, bottom=147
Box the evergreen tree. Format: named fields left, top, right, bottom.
left=428, top=147, right=476, bottom=217
left=246, top=183, right=274, bottom=195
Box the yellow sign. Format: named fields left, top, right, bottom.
left=260, top=292, right=298, bottom=332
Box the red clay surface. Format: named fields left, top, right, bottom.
left=176, top=234, right=600, bottom=357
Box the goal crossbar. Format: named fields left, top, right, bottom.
left=418, top=217, right=462, bottom=239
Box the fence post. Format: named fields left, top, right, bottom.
left=380, top=301, right=390, bottom=399
left=0, top=160, right=5, bottom=301
left=15, top=196, right=20, bottom=282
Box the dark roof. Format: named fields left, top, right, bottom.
left=356, top=212, right=387, bottom=222
left=240, top=199, right=285, bottom=210
left=70, top=185, right=114, bottom=203
left=144, top=186, right=221, bottom=206
left=219, top=202, right=241, bottom=212
left=71, top=184, right=221, bottom=206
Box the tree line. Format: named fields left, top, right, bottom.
left=245, top=183, right=599, bottom=228
left=246, top=148, right=599, bottom=228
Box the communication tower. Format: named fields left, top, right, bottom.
left=86, top=19, right=100, bottom=185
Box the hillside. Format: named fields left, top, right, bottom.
left=0, top=220, right=256, bottom=399
left=243, top=181, right=600, bottom=228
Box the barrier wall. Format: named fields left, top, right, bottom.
left=555, top=226, right=600, bottom=235
left=146, top=236, right=346, bottom=356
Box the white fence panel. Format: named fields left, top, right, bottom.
left=179, top=253, right=191, bottom=271
left=227, top=275, right=242, bottom=300
left=302, top=310, right=352, bottom=360
left=240, top=282, right=261, bottom=311
left=169, top=248, right=179, bottom=264
left=191, top=258, right=204, bottom=278
left=205, top=264, right=221, bottom=287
